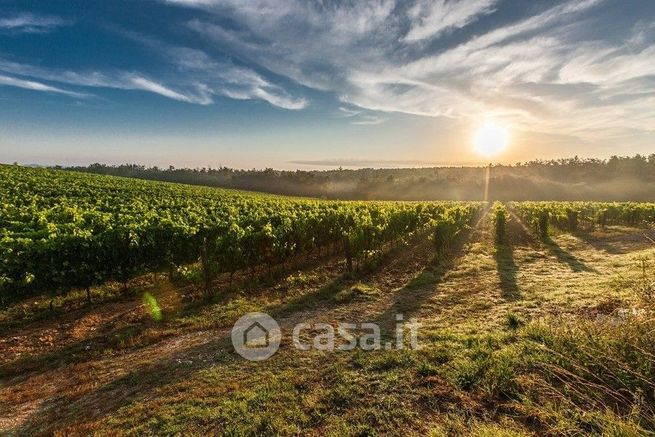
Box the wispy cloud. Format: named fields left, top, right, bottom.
left=0, top=74, right=86, bottom=97
left=350, top=115, right=387, bottom=125
left=0, top=17, right=307, bottom=109
left=63, top=28, right=308, bottom=109
left=126, top=75, right=210, bottom=104
left=403, top=0, right=497, bottom=42
left=337, top=106, right=361, bottom=117
left=0, top=57, right=213, bottom=104
left=0, top=13, right=70, bottom=34
left=0, top=46, right=306, bottom=108
left=156, top=42, right=307, bottom=109
left=337, top=106, right=386, bottom=125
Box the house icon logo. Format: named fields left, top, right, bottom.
left=244, top=321, right=270, bottom=348
left=231, top=312, right=281, bottom=361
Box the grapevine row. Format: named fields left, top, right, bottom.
left=509, top=201, right=655, bottom=238
left=0, top=165, right=481, bottom=303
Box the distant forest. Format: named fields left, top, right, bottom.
left=63, top=155, right=655, bottom=201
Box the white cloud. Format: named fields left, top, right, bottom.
left=0, top=13, right=70, bottom=34
left=0, top=46, right=306, bottom=108
left=0, top=74, right=87, bottom=97
left=0, top=19, right=307, bottom=109
left=403, top=0, right=497, bottom=42
left=338, top=107, right=362, bottom=117
left=126, top=75, right=211, bottom=104
left=351, top=115, right=387, bottom=125
left=559, top=45, right=655, bottom=85
left=0, top=58, right=213, bottom=104
left=162, top=46, right=308, bottom=110
left=337, top=105, right=386, bottom=125
left=221, top=83, right=307, bottom=110
left=98, top=29, right=308, bottom=109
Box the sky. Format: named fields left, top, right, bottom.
left=0, top=0, right=654, bottom=169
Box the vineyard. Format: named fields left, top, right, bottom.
left=2, top=165, right=655, bottom=435
left=0, top=165, right=480, bottom=304
left=4, top=163, right=651, bottom=308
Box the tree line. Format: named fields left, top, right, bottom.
left=58, top=154, right=655, bottom=201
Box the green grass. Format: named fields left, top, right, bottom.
left=334, top=283, right=381, bottom=303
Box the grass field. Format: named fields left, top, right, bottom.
left=1, top=204, right=654, bottom=435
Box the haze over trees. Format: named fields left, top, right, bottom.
left=65, top=155, right=655, bottom=201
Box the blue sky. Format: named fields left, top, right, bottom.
left=1, top=0, right=654, bottom=169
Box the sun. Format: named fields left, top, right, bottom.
left=473, top=122, right=509, bottom=157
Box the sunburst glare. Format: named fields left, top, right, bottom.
left=473, top=122, right=509, bottom=157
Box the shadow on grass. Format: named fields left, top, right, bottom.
left=544, top=237, right=598, bottom=273
left=266, top=233, right=434, bottom=319
left=0, top=254, right=346, bottom=379
left=11, top=333, right=240, bottom=434
left=0, top=246, right=344, bottom=339
left=5, top=275, right=355, bottom=433
left=0, top=285, right=147, bottom=336
left=6, top=235, right=442, bottom=434
left=0, top=322, right=168, bottom=379
left=0, top=273, right=348, bottom=382
left=6, top=279, right=348, bottom=434
left=494, top=243, right=520, bottom=300
left=573, top=230, right=628, bottom=255
left=371, top=214, right=484, bottom=336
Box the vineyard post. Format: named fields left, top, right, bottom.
left=600, top=209, right=608, bottom=230
left=433, top=221, right=445, bottom=256
left=538, top=210, right=549, bottom=240
left=168, top=261, right=176, bottom=282
left=343, top=234, right=353, bottom=273
left=567, top=209, right=578, bottom=233
left=200, top=235, right=213, bottom=297
left=493, top=202, right=507, bottom=245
